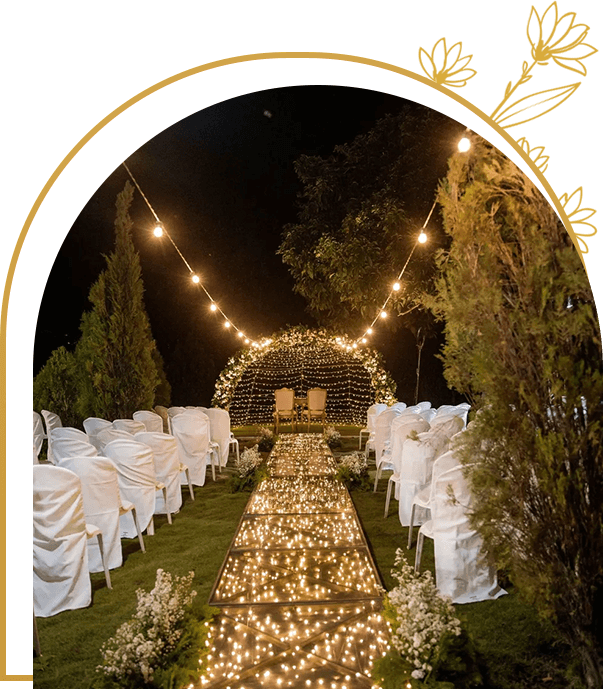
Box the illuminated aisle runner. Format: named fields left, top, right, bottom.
left=202, top=434, right=390, bottom=689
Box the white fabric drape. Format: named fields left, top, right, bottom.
left=103, top=439, right=159, bottom=537
left=171, top=411, right=211, bottom=486
left=33, top=466, right=92, bottom=617
left=113, top=419, right=146, bottom=435
left=96, top=427, right=134, bottom=452
left=83, top=418, right=112, bottom=452
left=373, top=408, right=401, bottom=465
left=205, top=408, right=231, bottom=467
left=135, top=432, right=183, bottom=514
left=50, top=428, right=98, bottom=464
left=57, top=457, right=124, bottom=573
left=133, top=410, right=164, bottom=434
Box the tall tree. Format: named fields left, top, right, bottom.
left=430, top=137, right=603, bottom=686
left=278, top=107, right=464, bottom=333
left=77, top=181, right=160, bottom=419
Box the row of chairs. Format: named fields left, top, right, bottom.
left=362, top=400, right=505, bottom=604
left=33, top=406, right=238, bottom=618
left=274, top=388, right=327, bottom=433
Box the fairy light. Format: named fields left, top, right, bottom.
left=458, top=136, right=471, bottom=152
left=392, top=282, right=400, bottom=292
left=153, top=224, right=164, bottom=237
left=192, top=274, right=200, bottom=284
left=238, top=331, right=244, bottom=338
left=380, top=311, right=387, bottom=319
left=210, top=303, right=218, bottom=312
left=202, top=434, right=391, bottom=687
left=224, top=320, right=231, bottom=329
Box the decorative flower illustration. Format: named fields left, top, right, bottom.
left=419, top=38, right=476, bottom=88
left=517, top=137, right=549, bottom=173
left=560, top=187, right=597, bottom=254
left=527, top=3, right=597, bottom=74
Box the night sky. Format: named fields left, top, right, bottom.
left=34, top=86, right=468, bottom=407
left=29, top=40, right=598, bottom=412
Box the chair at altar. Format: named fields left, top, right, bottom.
left=113, top=418, right=146, bottom=435
left=57, top=456, right=145, bottom=569
left=273, top=388, right=296, bottom=433
left=358, top=403, right=387, bottom=451
left=34, top=465, right=111, bottom=617
left=171, top=411, right=217, bottom=486
left=414, top=460, right=506, bottom=603
left=301, top=388, right=327, bottom=431
left=382, top=414, right=431, bottom=511
left=33, top=411, right=46, bottom=461
left=50, top=428, right=98, bottom=464
left=103, top=438, right=169, bottom=536
left=135, top=431, right=189, bottom=511
left=133, top=410, right=164, bottom=434
left=205, top=408, right=232, bottom=468
left=41, top=410, right=63, bottom=464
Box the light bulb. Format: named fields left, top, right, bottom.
left=458, top=136, right=471, bottom=152
left=238, top=331, right=244, bottom=338
left=210, top=303, right=217, bottom=312
left=245, top=338, right=250, bottom=344
left=224, top=321, right=231, bottom=328
left=393, top=282, right=400, bottom=291
left=361, top=338, right=367, bottom=344
left=367, top=328, right=373, bottom=335
left=153, top=225, right=164, bottom=237
left=418, top=231, right=427, bottom=244
left=380, top=311, right=387, bottom=319
left=192, top=274, right=200, bottom=284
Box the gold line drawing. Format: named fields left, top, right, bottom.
left=517, top=138, right=549, bottom=173
left=418, top=38, right=476, bottom=87
left=560, top=188, right=597, bottom=255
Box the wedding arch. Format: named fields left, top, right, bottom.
left=212, top=326, right=397, bottom=426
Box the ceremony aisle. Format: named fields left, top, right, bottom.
left=202, top=434, right=390, bottom=688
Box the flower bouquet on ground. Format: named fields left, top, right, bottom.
left=228, top=444, right=268, bottom=492
left=96, top=569, right=215, bottom=689
left=335, top=450, right=371, bottom=491
left=373, top=549, right=482, bottom=688
left=257, top=426, right=276, bottom=452
left=324, top=425, right=342, bottom=449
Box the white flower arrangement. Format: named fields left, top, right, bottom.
left=98, top=569, right=197, bottom=685
left=323, top=425, right=342, bottom=447
left=338, top=450, right=368, bottom=475
left=235, top=444, right=262, bottom=477
left=385, top=549, right=461, bottom=680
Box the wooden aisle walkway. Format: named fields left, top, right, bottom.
left=201, top=434, right=390, bottom=689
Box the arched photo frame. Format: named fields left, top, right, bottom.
left=2, top=46, right=600, bottom=680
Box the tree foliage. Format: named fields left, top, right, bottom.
left=278, top=108, right=461, bottom=333
left=33, top=346, right=82, bottom=427
left=77, top=181, right=160, bottom=419
left=430, top=138, right=603, bottom=686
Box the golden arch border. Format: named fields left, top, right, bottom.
left=0, top=52, right=588, bottom=681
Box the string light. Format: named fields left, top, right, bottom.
left=122, top=162, right=256, bottom=345
left=458, top=136, right=471, bottom=152
left=380, top=311, right=387, bottom=319
left=392, top=282, right=401, bottom=292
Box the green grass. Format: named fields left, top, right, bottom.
left=35, top=449, right=573, bottom=689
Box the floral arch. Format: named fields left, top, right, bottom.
left=212, top=326, right=397, bottom=426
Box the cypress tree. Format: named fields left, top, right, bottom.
left=77, top=181, right=160, bottom=419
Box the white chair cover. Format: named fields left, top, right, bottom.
left=419, top=408, right=437, bottom=423
left=373, top=408, right=401, bottom=464
left=389, top=402, right=407, bottom=412
left=135, top=432, right=183, bottom=514
left=103, top=439, right=159, bottom=537
left=154, top=405, right=170, bottom=433
left=41, top=410, right=63, bottom=464
left=33, top=465, right=91, bottom=617
left=390, top=416, right=431, bottom=474
left=171, top=411, right=212, bottom=486
left=398, top=418, right=463, bottom=526
left=167, top=406, right=188, bottom=433
left=133, top=410, right=164, bottom=434
left=96, top=427, right=134, bottom=452
left=83, top=417, right=112, bottom=451
left=50, top=428, right=98, bottom=464
left=205, top=408, right=231, bottom=467
left=33, top=411, right=46, bottom=459
left=430, top=412, right=467, bottom=434
left=113, top=419, right=146, bottom=435
left=416, top=401, right=432, bottom=411
left=57, top=457, right=124, bottom=572
left=429, top=463, right=506, bottom=603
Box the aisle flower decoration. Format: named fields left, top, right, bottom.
left=336, top=450, right=371, bottom=491
left=96, top=569, right=211, bottom=689
left=373, top=550, right=481, bottom=688
left=323, top=425, right=342, bottom=449
left=229, top=444, right=268, bottom=492
left=257, top=426, right=276, bottom=452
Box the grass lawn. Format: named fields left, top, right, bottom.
left=34, top=430, right=573, bottom=688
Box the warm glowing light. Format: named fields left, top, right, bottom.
left=352, top=343, right=357, bottom=349
left=224, top=321, right=231, bottom=328
left=153, top=225, right=164, bottom=237
left=418, top=231, right=427, bottom=244
left=392, top=282, right=400, bottom=291
left=380, top=311, right=387, bottom=319
left=367, top=328, right=373, bottom=335
left=210, top=303, right=217, bottom=312
left=361, top=338, right=367, bottom=344
left=238, top=331, right=244, bottom=338
left=458, top=136, right=471, bottom=152
left=192, top=274, right=200, bottom=284
left=244, top=338, right=250, bottom=344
